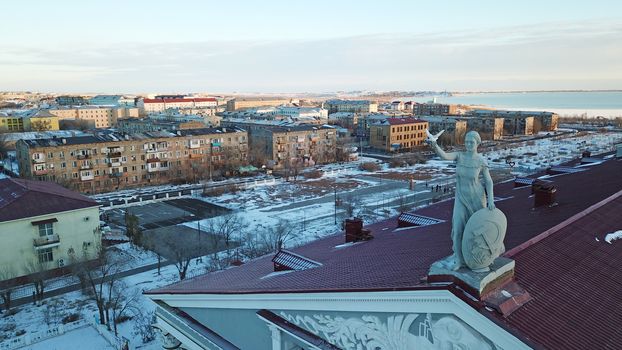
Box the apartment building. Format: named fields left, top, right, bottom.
left=225, top=98, right=294, bottom=111
left=470, top=110, right=559, bottom=133
left=413, top=103, right=458, bottom=116
left=0, top=178, right=100, bottom=280
left=55, top=96, right=88, bottom=106
left=48, top=107, right=139, bottom=128
left=328, top=112, right=359, bottom=130
left=324, top=99, right=378, bottom=114
left=16, top=128, right=248, bottom=194
left=89, top=95, right=136, bottom=107
left=369, top=117, right=428, bottom=152
left=0, top=110, right=60, bottom=132
left=267, top=106, right=328, bottom=120
left=421, top=116, right=468, bottom=144
left=223, top=122, right=337, bottom=168
left=0, top=115, right=26, bottom=132
left=138, top=98, right=218, bottom=113
left=116, top=118, right=206, bottom=134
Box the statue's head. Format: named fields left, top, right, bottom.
left=464, top=131, right=481, bottom=152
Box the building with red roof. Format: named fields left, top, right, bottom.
left=0, top=178, right=101, bottom=280
left=146, top=156, right=622, bottom=349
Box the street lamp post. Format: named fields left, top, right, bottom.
left=334, top=187, right=337, bottom=225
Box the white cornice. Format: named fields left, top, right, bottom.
left=147, top=290, right=529, bottom=349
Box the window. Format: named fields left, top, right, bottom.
left=38, top=248, right=53, bottom=263
left=38, top=223, right=54, bottom=236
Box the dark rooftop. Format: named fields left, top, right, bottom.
left=147, top=158, right=622, bottom=296
left=0, top=178, right=99, bottom=222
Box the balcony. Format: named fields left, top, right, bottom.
left=81, top=174, right=94, bottom=181
left=107, top=152, right=122, bottom=158
left=109, top=172, right=123, bottom=178
left=80, top=163, right=92, bottom=170
left=34, top=234, right=60, bottom=249
left=76, top=154, right=90, bottom=160
left=34, top=169, right=48, bottom=176
left=146, top=157, right=160, bottom=163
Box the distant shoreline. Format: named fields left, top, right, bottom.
left=450, top=90, right=622, bottom=95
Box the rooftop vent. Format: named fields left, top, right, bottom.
left=397, top=212, right=443, bottom=228
left=532, top=179, right=557, bottom=207
left=514, top=177, right=534, bottom=188
left=272, top=250, right=321, bottom=272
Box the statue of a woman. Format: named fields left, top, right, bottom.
left=427, top=130, right=495, bottom=271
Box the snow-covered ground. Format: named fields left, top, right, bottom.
left=2, top=131, right=620, bottom=349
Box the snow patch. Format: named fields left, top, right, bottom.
left=604, top=230, right=622, bottom=244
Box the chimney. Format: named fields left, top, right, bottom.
left=344, top=218, right=372, bottom=242
left=581, top=150, right=591, bottom=158
left=532, top=180, right=557, bottom=207
left=61, top=138, right=67, bottom=144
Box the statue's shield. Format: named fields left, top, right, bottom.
left=462, top=208, right=507, bottom=270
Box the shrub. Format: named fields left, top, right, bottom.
left=115, top=314, right=133, bottom=324
left=61, top=313, right=80, bottom=324
left=359, top=162, right=381, bottom=172
left=388, top=159, right=403, bottom=168
left=303, top=170, right=323, bottom=179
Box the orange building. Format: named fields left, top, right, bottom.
left=369, top=117, right=428, bottom=152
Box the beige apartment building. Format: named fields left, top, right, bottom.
left=236, top=124, right=337, bottom=169
left=16, top=128, right=248, bottom=194
left=139, top=98, right=218, bottom=113
left=49, top=107, right=139, bottom=128
left=369, top=117, right=428, bottom=152
left=324, top=99, right=378, bottom=114
left=421, top=116, right=468, bottom=145
left=0, top=178, right=101, bottom=280
left=413, top=103, right=458, bottom=116
left=225, top=98, right=294, bottom=111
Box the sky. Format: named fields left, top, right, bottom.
left=1, top=0, right=621, bottom=93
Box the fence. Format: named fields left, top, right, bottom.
left=0, top=318, right=127, bottom=350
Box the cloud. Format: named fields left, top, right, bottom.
left=1, top=20, right=621, bottom=92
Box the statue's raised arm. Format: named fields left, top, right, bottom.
left=425, top=129, right=457, bottom=161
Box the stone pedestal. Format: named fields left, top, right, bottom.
left=428, top=257, right=515, bottom=298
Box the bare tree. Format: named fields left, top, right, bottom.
left=71, top=247, right=128, bottom=326
left=0, top=131, right=9, bottom=165
left=0, top=266, right=17, bottom=313
left=30, top=119, right=52, bottom=132
left=107, top=281, right=141, bottom=336
left=132, top=310, right=157, bottom=343
left=59, top=119, right=93, bottom=131
left=24, top=259, right=52, bottom=304
left=238, top=230, right=273, bottom=259
left=209, top=213, right=245, bottom=249
left=260, top=219, right=297, bottom=251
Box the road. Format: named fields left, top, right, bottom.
left=8, top=259, right=173, bottom=309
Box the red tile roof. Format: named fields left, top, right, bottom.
left=143, top=98, right=216, bottom=104
left=488, top=192, right=622, bottom=350
left=147, top=158, right=622, bottom=297
left=0, top=178, right=99, bottom=222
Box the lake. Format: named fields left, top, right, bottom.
left=402, top=91, right=622, bottom=118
